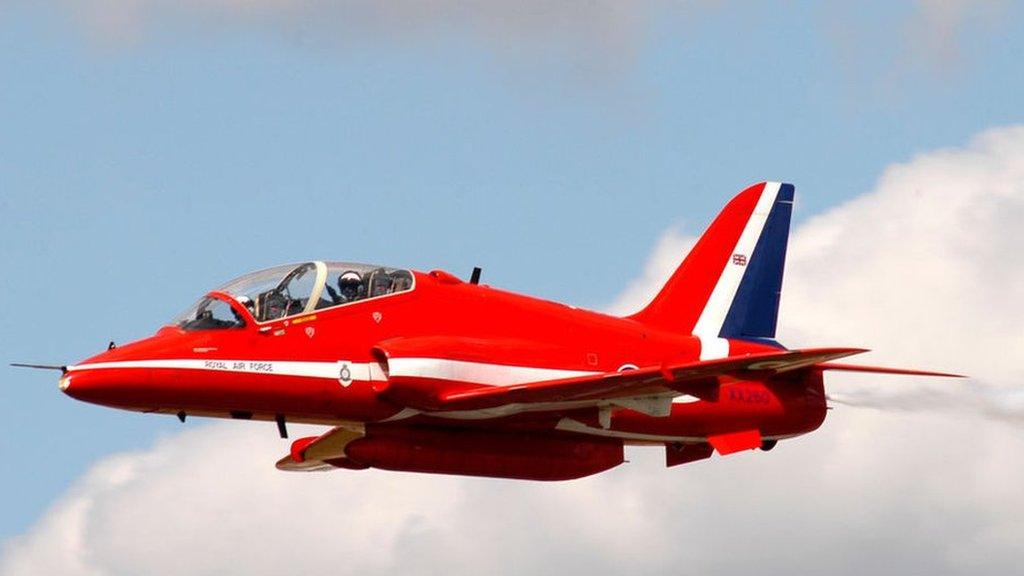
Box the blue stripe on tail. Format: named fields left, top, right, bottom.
left=719, top=183, right=794, bottom=341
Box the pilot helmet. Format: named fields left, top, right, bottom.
left=338, top=271, right=362, bottom=299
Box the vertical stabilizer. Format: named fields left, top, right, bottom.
left=629, top=182, right=794, bottom=359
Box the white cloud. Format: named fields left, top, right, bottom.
left=4, top=125, right=1024, bottom=575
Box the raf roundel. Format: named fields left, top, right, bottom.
left=338, top=362, right=353, bottom=387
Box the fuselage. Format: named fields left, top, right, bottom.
left=63, top=267, right=827, bottom=445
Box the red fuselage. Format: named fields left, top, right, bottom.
left=64, top=268, right=826, bottom=447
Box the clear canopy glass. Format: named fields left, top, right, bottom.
left=174, top=261, right=414, bottom=329
left=174, top=296, right=247, bottom=331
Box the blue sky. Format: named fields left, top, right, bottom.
left=2, top=1, right=1023, bottom=544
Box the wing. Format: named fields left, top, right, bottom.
left=383, top=347, right=868, bottom=413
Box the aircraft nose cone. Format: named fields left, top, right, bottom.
left=61, top=367, right=152, bottom=409
left=59, top=370, right=107, bottom=402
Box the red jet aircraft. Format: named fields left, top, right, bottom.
left=22, top=182, right=960, bottom=480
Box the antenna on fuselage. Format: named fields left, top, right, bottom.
left=469, top=267, right=482, bottom=284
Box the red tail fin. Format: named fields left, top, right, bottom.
left=630, top=182, right=794, bottom=357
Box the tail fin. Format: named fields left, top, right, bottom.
left=630, top=182, right=794, bottom=358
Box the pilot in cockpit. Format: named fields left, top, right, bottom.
left=369, top=269, right=394, bottom=298
left=325, top=271, right=365, bottom=304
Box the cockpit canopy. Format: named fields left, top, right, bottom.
left=174, top=261, right=414, bottom=330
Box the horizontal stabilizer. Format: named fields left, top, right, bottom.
left=665, top=347, right=867, bottom=379
left=816, top=363, right=965, bottom=378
